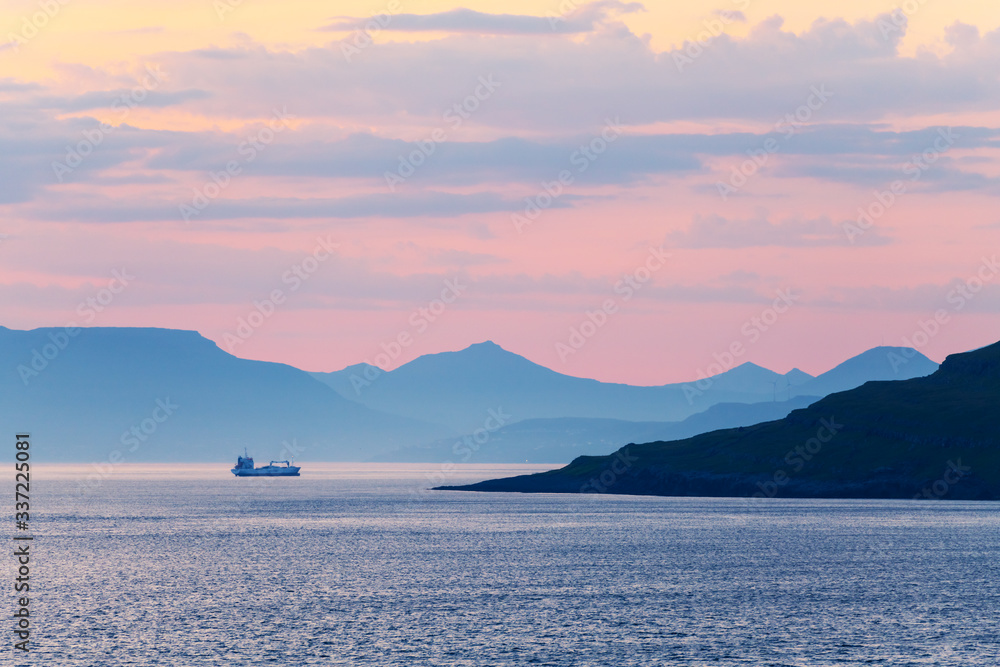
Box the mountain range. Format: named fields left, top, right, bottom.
left=0, top=326, right=447, bottom=462
left=439, top=340, right=1000, bottom=500
left=313, top=340, right=937, bottom=430
left=326, top=342, right=937, bottom=462
left=311, top=341, right=811, bottom=431
left=0, top=325, right=939, bottom=463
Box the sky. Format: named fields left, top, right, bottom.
left=1, top=0, right=999, bottom=385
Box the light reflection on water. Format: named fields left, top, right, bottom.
left=8, top=464, right=1000, bottom=666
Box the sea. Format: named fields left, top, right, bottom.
left=6, top=463, right=999, bottom=666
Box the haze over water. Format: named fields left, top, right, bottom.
left=12, top=464, right=999, bottom=666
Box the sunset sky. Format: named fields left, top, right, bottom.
left=2, top=0, right=999, bottom=384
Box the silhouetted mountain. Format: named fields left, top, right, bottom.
left=312, top=341, right=808, bottom=432
left=784, top=368, right=813, bottom=385
left=794, top=346, right=937, bottom=397
left=0, top=327, right=449, bottom=462
left=439, top=341, right=999, bottom=499
left=0, top=326, right=946, bottom=466
left=700, top=362, right=805, bottom=394
left=378, top=395, right=820, bottom=463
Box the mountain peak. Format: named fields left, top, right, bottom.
left=463, top=340, right=505, bottom=352
left=392, top=339, right=543, bottom=377
left=721, top=361, right=779, bottom=378
left=697, top=360, right=783, bottom=394
left=795, top=344, right=938, bottom=397
left=784, top=368, right=814, bottom=383
left=734, top=361, right=768, bottom=371
left=849, top=345, right=936, bottom=369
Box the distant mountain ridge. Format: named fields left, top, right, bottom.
left=314, top=340, right=800, bottom=431
left=0, top=326, right=943, bottom=464
left=375, top=395, right=821, bottom=463
left=440, top=340, right=1000, bottom=499
left=312, top=341, right=936, bottom=434
left=317, top=341, right=937, bottom=461
left=0, top=327, right=450, bottom=462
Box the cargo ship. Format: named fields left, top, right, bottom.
left=231, top=450, right=301, bottom=477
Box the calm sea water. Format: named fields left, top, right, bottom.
left=6, top=463, right=1000, bottom=666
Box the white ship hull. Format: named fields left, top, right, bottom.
left=231, top=466, right=301, bottom=477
